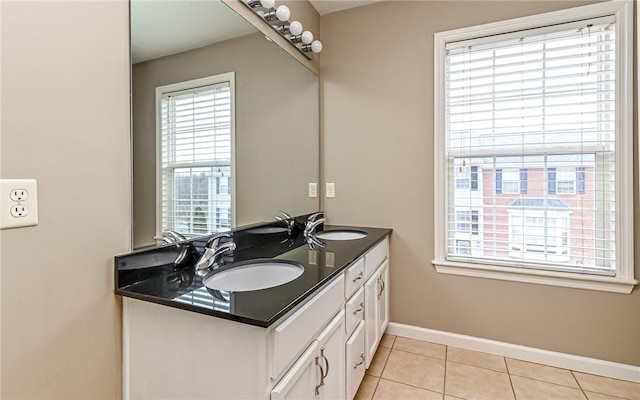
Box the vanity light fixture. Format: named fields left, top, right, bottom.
left=263, top=5, right=290, bottom=22
left=242, top=0, right=322, bottom=59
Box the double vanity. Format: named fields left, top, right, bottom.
left=125, top=1, right=386, bottom=398
left=115, top=218, right=390, bottom=399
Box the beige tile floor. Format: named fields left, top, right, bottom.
left=355, top=335, right=640, bottom=400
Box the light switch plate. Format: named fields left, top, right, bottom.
left=308, top=183, right=318, bottom=198
left=1, top=179, right=39, bottom=229
left=308, top=250, right=318, bottom=265
left=326, top=183, right=335, bottom=198
left=325, top=251, right=335, bottom=268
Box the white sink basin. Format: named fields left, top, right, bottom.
left=247, top=226, right=289, bottom=234
left=314, top=230, right=368, bottom=241
left=202, top=260, right=304, bottom=292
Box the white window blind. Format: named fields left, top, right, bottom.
left=160, top=80, right=233, bottom=236
left=444, top=16, right=618, bottom=275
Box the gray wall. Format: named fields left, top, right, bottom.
left=132, top=32, right=319, bottom=247
left=321, top=0, right=640, bottom=366
left=1, top=1, right=130, bottom=397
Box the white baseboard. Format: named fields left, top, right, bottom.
left=386, top=322, right=640, bottom=384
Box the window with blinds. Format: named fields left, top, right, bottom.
left=433, top=2, right=634, bottom=291
left=157, top=74, right=234, bottom=237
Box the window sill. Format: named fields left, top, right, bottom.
left=432, top=260, right=637, bottom=294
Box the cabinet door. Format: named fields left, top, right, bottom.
left=364, top=268, right=381, bottom=368
left=345, top=321, right=366, bottom=400
left=316, top=310, right=345, bottom=400
left=377, top=260, right=390, bottom=336
left=271, top=340, right=320, bottom=400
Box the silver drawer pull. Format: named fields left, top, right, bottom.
left=320, top=347, right=330, bottom=380
left=352, top=271, right=364, bottom=282
left=352, top=302, right=364, bottom=315
left=315, top=356, right=325, bottom=395
left=353, top=353, right=365, bottom=369
left=377, top=275, right=385, bottom=300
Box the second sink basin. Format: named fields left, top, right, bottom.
left=314, top=229, right=368, bottom=241
left=202, top=259, right=304, bottom=292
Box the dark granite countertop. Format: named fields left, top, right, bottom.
left=115, top=224, right=391, bottom=328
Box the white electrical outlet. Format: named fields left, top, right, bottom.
left=1, top=179, right=38, bottom=229
left=308, top=183, right=318, bottom=198
left=326, top=183, right=335, bottom=198
left=10, top=205, right=29, bottom=218
left=10, top=189, right=29, bottom=202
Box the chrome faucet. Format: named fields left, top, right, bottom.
left=161, top=230, right=190, bottom=267
left=304, top=212, right=325, bottom=238
left=276, top=211, right=296, bottom=235
left=195, top=232, right=236, bottom=274
left=303, top=212, right=326, bottom=250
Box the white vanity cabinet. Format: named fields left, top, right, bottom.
left=123, top=274, right=345, bottom=400
left=122, top=235, right=390, bottom=400
left=271, top=310, right=345, bottom=400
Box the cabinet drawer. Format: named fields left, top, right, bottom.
left=271, top=274, right=345, bottom=379
left=344, top=258, right=364, bottom=299
left=344, top=288, right=364, bottom=336
left=364, top=237, right=388, bottom=280
left=346, top=321, right=366, bottom=400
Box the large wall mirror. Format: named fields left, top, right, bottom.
left=131, top=0, right=320, bottom=249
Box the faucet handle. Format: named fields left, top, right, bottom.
left=277, top=211, right=300, bottom=236
left=276, top=211, right=293, bottom=221
left=307, top=212, right=324, bottom=223
left=205, top=232, right=232, bottom=249
left=161, top=230, right=188, bottom=244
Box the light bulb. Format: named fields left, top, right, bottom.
left=301, top=30, right=313, bottom=45
left=289, top=20, right=303, bottom=36
left=260, top=0, right=275, bottom=8
left=275, top=5, right=290, bottom=21
left=311, top=40, right=323, bottom=53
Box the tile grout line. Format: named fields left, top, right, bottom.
left=373, top=343, right=393, bottom=388
left=443, top=345, right=448, bottom=400
left=507, top=371, right=590, bottom=391
left=446, top=358, right=511, bottom=374
left=570, top=370, right=589, bottom=399
left=390, top=347, right=447, bottom=362
left=370, top=375, right=381, bottom=400
left=505, top=356, right=518, bottom=400
left=375, top=377, right=446, bottom=398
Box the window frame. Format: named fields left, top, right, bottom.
left=555, top=167, right=577, bottom=195
left=455, top=165, right=471, bottom=190
left=154, top=72, right=237, bottom=240
left=433, top=1, right=636, bottom=294
left=500, top=168, right=520, bottom=194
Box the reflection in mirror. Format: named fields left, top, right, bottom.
left=131, top=0, right=320, bottom=249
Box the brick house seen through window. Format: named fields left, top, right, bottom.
left=454, top=155, right=595, bottom=266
